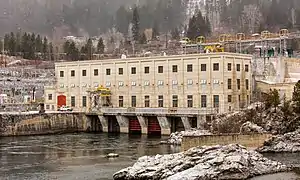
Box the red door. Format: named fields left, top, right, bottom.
left=148, top=117, right=161, bottom=135
left=57, top=95, right=66, bottom=107
left=129, top=119, right=141, bottom=132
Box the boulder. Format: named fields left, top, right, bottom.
left=240, top=121, right=266, bottom=134
left=106, top=153, right=119, bottom=158
left=257, top=130, right=300, bottom=153
left=167, top=129, right=211, bottom=145
left=113, top=144, right=288, bottom=180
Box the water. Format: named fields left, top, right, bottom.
left=1, top=134, right=300, bottom=180
left=0, top=133, right=179, bottom=180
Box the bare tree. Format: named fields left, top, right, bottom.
left=241, top=4, right=262, bottom=34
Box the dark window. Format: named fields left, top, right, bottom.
left=131, top=96, right=136, bottom=107
left=245, top=64, right=249, bottom=72
left=145, top=67, right=150, bottom=74
left=201, top=95, right=207, bottom=108
left=247, top=95, right=250, bottom=105
left=187, top=64, right=193, bottom=72
left=94, top=69, right=99, bottom=76
left=172, top=95, right=178, bottom=107
left=237, top=79, right=241, bottom=90
left=228, top=95, right=232, bottom=103
left=201, top=64, right=206, bottom=71
left=213, top=95, right=219, bottom=108
left=60, top=71, right=64, bottom=77
left=187, top=95, right=193, bottom=107
left=82, top=70, right=87, bottom=76
left=228, top=79, right=232, bottom=89
left=172, top=65, right=178, bottom=73
left=106, top=69, right=111, bottom=75
left=71, top=70, right=75, bottom=77
left=119, top=68, right=123, bottom=75
left=237, top=64, right=241, bottom=71
left=228, top=63, right=232, bottom=71
left=71, top=96, right=75, bottom=107
left=131, top=67, right=136, bottom=74
left=158, top=66, right=163, bottom=73
left=239, top=95, right=241, bottom=102
left=158, top=95, right=164, bottom=107
left=82, top=96, right=87, bottom=107
left=48, top=94, right=52, bottom=100
left=119, top=96, right=124, bottom=107
left=246, top=79, right=249, bottom=90
left=145, top=96, right=150, bottom=107
left=213, top=63, right=219, bottom=71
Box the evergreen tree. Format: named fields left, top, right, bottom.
left=272, top=89, right=280, bottom=111
left=115, top=6, right=131, bottom=35
left=49, top=42, right=54, bottom=61
left=68, top=41, right=79, bottom=61
left=171, top=27, right=180, bottom=40
left=186, top=15, right=197, bottom=40
left=85, top=38, right=94, bottom=60
left=15, top=32, right=21, bottom=56
left=293, top=80, right=300, bottom=113
left=139, top=32, right=147, bottom=44
left=8, top=32, right=16, bottom=56
left=35, top=35, right=42, bottom=53
left=42, top=37, right=48, bottom=60
left=97, top=38, right=105, bottom=54
left=152, top=21, right=160, bottom=40
left=21, top=33, right=30, bottom=59
left=4, top=34, right=10, bottom=52
left=132, top=6, right=140, bottom=42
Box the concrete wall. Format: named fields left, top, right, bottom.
left=47, top=53, right=252, bottom=114
left=0, top=113, right=88, bottom=136
left=181, top=134, right=271, bottom=151
left=257, top=81, right=296, bottom=100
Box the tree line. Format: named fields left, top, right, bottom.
left=0, top=32, right=54, bottom=60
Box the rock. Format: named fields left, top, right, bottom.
left=257, top=130, right=300, bottom=153
left=240, top=121, right=266, bottom=134
left=107, top=153, right=119, bottom=158
left=113, top=144, right=288, bottom=180
left=166, top=129, right=211, bottom=145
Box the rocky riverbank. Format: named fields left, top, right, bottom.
left=162, top=129, right=211, bottom=145
left=257, top=130, right=300, bottom=153
left=113, top=144, right=288, bottom=180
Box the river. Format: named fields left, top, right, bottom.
left=0, top=133, right=179, bottom=180
left=1, top=133, right=300, bottom=180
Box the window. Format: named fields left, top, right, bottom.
left=119, top=68, right=123, bottom=75
left=187, top=95, right=193, bottom=108
left=48, top=94, right=53, bottom=101
left=201, top=95, right=207, bottom=108
left=228, top=95, right=232, bottom=103
left=187, top=64, right=193, bottom=72
left=228, top=79, right=232, bottom=89
left=245, top=64, right=249, bottom=72
left=82, top=96, right=87, bottom=107
left=131, top=67, right=136, bottom=74
left=187, top=79, right=193, bottom=85
left=131, top=96, right=136, bottom=107
left=46, top=105, right=50, bottom=110
left=246, top=79, right=249, bottom=90
left=71, top=96, right=75, bottom=107
left=158, top=80, right=164, bottom=86
left=158, top=95, right=163, bottom=107
left=60, top=71, right=64, bottom=77
left=213, top=63, right=219, bottom=71
left=145, top=96, right=150, bottom=107
left=119, top=96, right=124, bottom=107
left=106, top=69, right=111, bottom=75
left=213, top=95, right=219, bottom=108
left=82, top=70, right=87, bottom=76
left=201, top=64, right=206, bottom=71
left=237, top=64, right=241, bottom=71
left=71, top=70, right=75, bottom=77
left=119, top=81, right=124, bottom=87
left=158, top=66, right=163, bottom=73
left=145, top=67, right=150, bottom=74
left=172, top=65, right=178, bottom=72
left=228, top=63, right=232, bottom=71
left=172, top=95, right=178, bottom=108
left=94, top=69, right=99, bottom=76
left=237, top=79, right=241, bottom=90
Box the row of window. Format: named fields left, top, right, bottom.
left=60, top=63, right=249, bottom=77
left=228, top=79, right=250, bottom=90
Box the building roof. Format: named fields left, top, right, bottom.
left=55, top=52, right=252, bottom=66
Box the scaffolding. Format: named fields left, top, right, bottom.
left=87, top=85, right=112, bottom=112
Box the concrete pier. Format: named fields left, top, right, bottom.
left=157, top=116, right=171, bottom=135
left=181, top=117, right=192, bottom=130
left=197, top=115, right=207, bottom=129
left=98, top=115, right=108, bottom=132
left=116, top=115, right=129, bottom=133
left=137, top=116, right=148, bottom=134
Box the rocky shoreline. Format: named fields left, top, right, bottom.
left=161, top=129, right=211, bottom=145
left=113, top=144, right=288, bottom=180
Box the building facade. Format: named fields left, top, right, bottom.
left=45, top=53, right=252, bottom=115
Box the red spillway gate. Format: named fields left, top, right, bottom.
left=148, top=117, right=161, bottom=135
left=129, top=119, right=141, bottom=133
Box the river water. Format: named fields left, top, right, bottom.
left=0, top=133, right=179, bottom=180
left=1, top=133, right=300, bottom=180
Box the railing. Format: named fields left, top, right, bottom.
left=93, top=107, right=218, bottom=115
